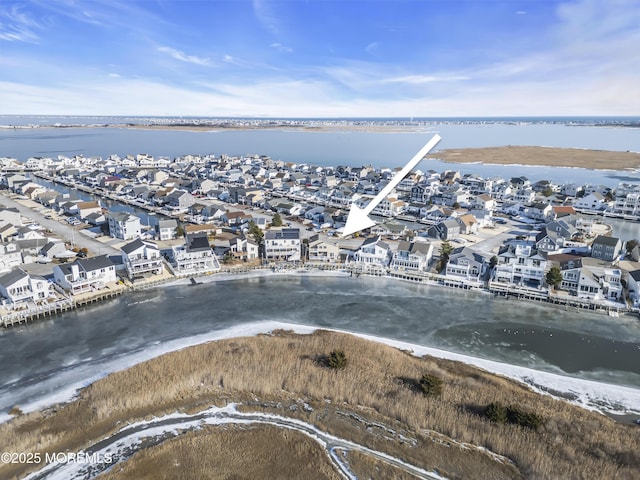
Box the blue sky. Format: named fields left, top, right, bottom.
left=1, top=0, right=639, bottom=116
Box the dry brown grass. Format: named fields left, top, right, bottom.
left=98, top=424, right=342, bottom=480
left=427, top=145, right=640, bottom=171
left=1, top=330, right=638, bottom=480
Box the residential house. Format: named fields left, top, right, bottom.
left=264, top=228, right=301, bottom=262
left=53, top=255, right=117, bottom=295
left=170, top=233, right=220, bottom=274
left=573, top=192, right=607, bottom=211
left=590, top=235, right=623, bottom=262
left=456, top=213, right=478, bottom=235
left=0, top=268, right=50, bottom=307
left=40, top=241, right=67, bottom=260
left=352, top=236, right=391, bottom=267
left=0, top=243, right=23, bottom=272
left=626, top=270, right=640, bottom=307
left=156, top=219, right=178, bottom=241
left=121, top=238, right=164, bottom=278
left=494, top=244, right=547, bottom=287
left=390, top=241, right=433, bottom=272
left=108, top=212, right=142, bottom=240
left=438, top=218, right=461, bottom=240
left=229, top=235, right=260, bottom=261
left=445, top=247, right=487, bottom=281
left=308, top=235, right=340, bottom=263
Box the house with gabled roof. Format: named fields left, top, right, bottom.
left=391, top=241, right=433, bottom=272
left=0, top=243, right=23, bottom=272
left=121, top=238, right=164, bottom=278
left=53, top=255, right=117, bottom=295
left=170, top=233, right=220, bottom=274
left=590, top=235, right=623, bottom=262
left=494, top=244, right=547, bottom=287
left=445, top=246, right=488, bottom=281
left=353, top=236, right=391, bottom=267
left=308, top=234, right=340, bottom=263
left=229, top=235, right=259, bottom=261
left=0, top=268, right=50, bottom=307
left=108, top=212, right=141, bottom=240
left=156, top=219, right=178, bottom=241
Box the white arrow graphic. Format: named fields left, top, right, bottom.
left=341, top=133, right=442, bottom=237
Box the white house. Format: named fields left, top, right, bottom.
left=445, top=247, right=487, bottom=281
left=0, top=268, right=50, bottom=307
left=53, top=255, right=117, bottom=295
left=121, top=238, right=164, bottom=278
left=353, top=236, right=391, bottom=267
left=264, top=228, right=301, bottom=262
left=573, top=192, right=607, bottom=211
left=390, top=241, right=433, bottom=272
left=494, top=244, right=547, bottom=287
left=229, top=235, right=260, bottom=261
left=108, top=212, right=142, bottom=240
left=171, top=233, right=220, bottom=274
left=156, top=219, right=178, bottom=241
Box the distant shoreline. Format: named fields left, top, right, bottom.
left=428, top=145, right=640, bottom=171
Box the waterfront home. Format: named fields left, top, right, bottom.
left=108, top=212, right=142, bottom=241
left=229, top=235, right=259, bottom=261
left=170, top=233, right=220, bottom=274
left=121, top=238, right=164, bottom=278
left=590, top=235, right=623, bottom=262
left=494, top=244, right=547, bottom=287
left=264, top=228, right=301, bottom=262
left=76, top=201, right=102, bottom=220
left=613, top=184, right=640, bottom=216
left=553, top=256, right=622, bottom=300
left=390, top=241, right=433, bottom=272
left=166, top=189, right=196, bottom=209
left=0, top=268, right=50, bottom=307
left=473, top=193, right=496, bottom=212
left=308, top=234, right=340, bottom=263
left=535, top=218, right=580, bottom=253
left=445, top=246, right=488, bottom=281
left=573, top=192, right=607, bottom=212
left=53, top=255, right=117, bottom=295
left=525, top=202, right=553, bottom=221
left=626, top=269, right=640, bottom=307
left=353, top=236, right=391, bottom=267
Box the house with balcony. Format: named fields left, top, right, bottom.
left=390, top=241, right=433, bottom=272
left=445, top=246, right=488, bottom=281
left=108, top=212, right=142, bottom=240
left=121, top=238, right=164, bottom=279
left=494, top=244, right=547, bottom=287
left=53, top=255, right=117, bottom=295
left=229, top=235, right=259, bottom=261
left=0, top=268, right=50, bottom=307
left=170, top=233, right=220, bottom=274
left=308, top=234, right=340, bottom=263
left=352, top=236, right=391, bottom=267
left=264, top=228, right=301, bottom=262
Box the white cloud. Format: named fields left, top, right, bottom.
left=253, top=0, right=281, bottom=35
left=0, top=5, right=42, bottom=43
left=157, top=46, right=212, bottom=66
left=365, top=42, right=380, bottom=55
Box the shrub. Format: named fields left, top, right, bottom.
left=484, top=402, right=508, bottom=423
left=484, top=402, right=543, bottom=429
left=327, top=350, right=348, bottom=370
left=419, top=373, right=443, bottom=396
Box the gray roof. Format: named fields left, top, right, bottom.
left=158, top=219, right=178, bottom=228
left=265, top=228, right=300, bottom=240
left=186, top=233, right=211, bottom=252
left=78, top=255, right=115, bottom=272
left=592, top=235, right=620, bottom=247
left=0, top=268, right=28, bottom=287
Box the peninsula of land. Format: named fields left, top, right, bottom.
left=428, top=145, right=640, bottom=171
left=1, top=330, right=637, bottom=480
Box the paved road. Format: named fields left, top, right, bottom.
left=0, top=192, right=120, bottom=257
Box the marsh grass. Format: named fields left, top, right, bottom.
left=0, top=330, right=638, bottom=480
